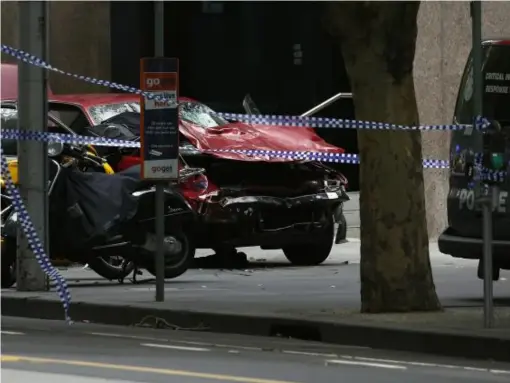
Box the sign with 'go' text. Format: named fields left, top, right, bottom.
left=140, top=57, right=179, bottom=180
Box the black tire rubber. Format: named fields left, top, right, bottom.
left=499, top=260, right=510, bottom=270
left=1, top=239, right=16, bottom=288
left=282, top=216, right=335, bottom=266
left=477, top=258, right=500, bottom=281
left=335, top=212, right=347, bottom=244
left=87, top=256, right=135, bottom=281
left=145, top=229, right=195, bottom=280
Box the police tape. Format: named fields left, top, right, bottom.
left=3, top=127, right=449, bottom=167
left=0, top=135, right=504, bottom=323
left=1, top=43, right=490, bottom=131
left=0, top=147, right=72, bottom=323
left=1, top=128, right=508, bottom=182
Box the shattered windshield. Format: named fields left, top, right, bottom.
left=88, top=102, right=141, bottom=125
left=179, top=101, right=229, bottom=128
left=88, top=100, right=229, bottom=128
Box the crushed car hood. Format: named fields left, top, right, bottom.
left=99, top=111, right=344, bottom=163
left=179, top=120, right=344, bottom=162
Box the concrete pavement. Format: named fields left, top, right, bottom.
left=2, top=317, right=510, bottom=383
left=2, top=240, right=510, bottom=361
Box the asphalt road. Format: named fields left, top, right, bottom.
left=2, top=317, right=510, bottom=383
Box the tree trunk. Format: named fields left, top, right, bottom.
left=327, top=2, right=441, bottom=312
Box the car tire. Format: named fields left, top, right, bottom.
left=335, top=212, right=347, bottom=244
left=499, top=260, right=510, bottom=270
left=477, top=258, right=500, bottom=281
left=282, top=216, right=335, bottom=266
left=145, top=229, right=196, bottom=279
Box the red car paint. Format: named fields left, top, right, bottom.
left=2, top=63, right=344, bottom=161
left=49, top=93, right=345, bottom=162
left=1, top=63, right=346, bottom=210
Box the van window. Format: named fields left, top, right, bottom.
left=455, top=44, right=510, bottom=124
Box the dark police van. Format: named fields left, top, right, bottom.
left=438, top=39, right=510, bottom=280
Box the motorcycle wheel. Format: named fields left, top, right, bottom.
left=87, top=256, right=135, bottom=281
left=282, top=215, right=335, bottom=266
left=145, top=229, right=195, bottom=279
left=1, top=239, right=16, bottom=288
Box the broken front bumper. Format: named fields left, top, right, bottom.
left=218, top=189, right=350, bottom=210
left=196, top=188, right=349, bottom=247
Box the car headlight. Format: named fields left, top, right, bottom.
left=324, top=179, right=342, bottom=192
left=7, top=212, right=17, bottom=223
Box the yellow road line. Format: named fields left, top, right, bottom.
left=1, top=354, right=300, bottom=383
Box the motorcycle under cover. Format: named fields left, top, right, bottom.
left=49, top=168, right=139, bottom=252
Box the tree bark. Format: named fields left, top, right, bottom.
left=327, top=2, right=441, bottom=312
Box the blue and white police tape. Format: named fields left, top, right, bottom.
left=0, top=147, right=72, bottom=323
left=1, top=129, right=141, bottom=148
left=1, top=43, right=490, bottom=131
left=2, top=128, right=507, bottom=183
left=214, top=113, right=490, bottom=131
left=2, top=127, right=449, bottom=167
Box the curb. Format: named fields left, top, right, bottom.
left=2, top=296, right=510, bottom=362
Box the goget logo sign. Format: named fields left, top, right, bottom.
left=151, top=166, right=173, bottom=173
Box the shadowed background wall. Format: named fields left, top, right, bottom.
left=1, top=1, right=111, bottom=94
left=2, top=1, right=510, bottom=238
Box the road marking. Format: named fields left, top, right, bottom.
left=1, top=354, right=300, bottom=383
left=210, top=344, right=262, bottom=351
left=174, top=340, right=262, bottom=352
left=141, top=343, right=211, bottom=352
left=87, top=332, right=166, bottom=342
left=492, top=370, right=510, bottom=375
left=340, top=356, right=510, bottom=375
left=282, top=350, right=338, bottom=358
left=87, top=332, right=263, bottom=352
left=0, top=331, right=25, bottom=335
left=326, top=359, right=407, bottom=370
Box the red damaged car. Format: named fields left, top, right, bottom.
left=79, top=94, right=350, bottom=266
left=1, top=65, right=349, bottom=266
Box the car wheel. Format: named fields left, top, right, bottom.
left=145, top=229, right=196, bottom=279
left=335, top=212, right=347, bottom=244
left=282, top=216, right=334, bottom=266
left=498, top=260, right=510, bottom=270
left=477, top=259, right=500, bottom=281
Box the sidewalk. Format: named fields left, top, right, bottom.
left=2, top=241, right=510, bottom=361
